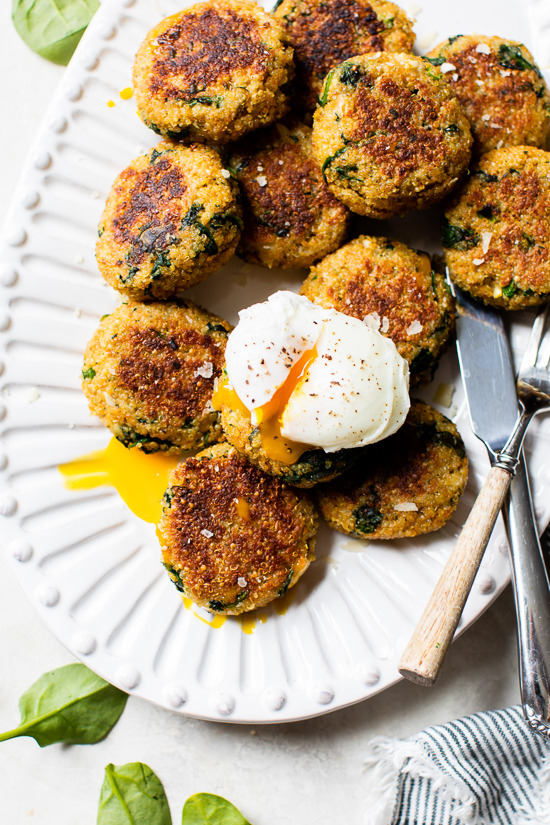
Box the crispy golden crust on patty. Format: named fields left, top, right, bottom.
left=133, top=0, right=294, bottom=144
left=82, top=301, right=232, bottom=454
left=426, top=35, right=550, bottom=155
left=159, top=442, right=318, bottom=613
left=273, top=0, right=414, bottom=111
left=220, top=402, right=366, bottom=487
left=312, top=53, right=473, bottom=218
left=443, top=146, right=550, bottom=309
left=96, top=142, right=241, bottom=300
left=301, top=235, right=455, bottom=385
left=316, top=400, right=468, bottom=539
left=228, top=119, right=350, bottom=268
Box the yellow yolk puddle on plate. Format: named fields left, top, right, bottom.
left=60, top=439, right=299, bottom=633
left=212, top=347, right=317, bottom=465
left=58, top=436, right=180, bottom=524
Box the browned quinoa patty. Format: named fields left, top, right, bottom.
left=219, top=396, right=367, bottom=487
left=96, top=142, right=241, bottom=301
left=228, top=119, right=350, bottom=268
left=443, top=145, right=550, bottom=309
left=426, top=35, right=550, bottom=155
left=316, top=400, right=468, bottom=539
left=82, top=301, right=232, bottom=454
left=133, top=0, right=294, bottom=144
left=312, top=53, right=473, bottom=218
left=159, top=442, right=318, bottom=614
left=273, top=0, right=414, bottom=112
left=300, top=235, right=455, bottom=385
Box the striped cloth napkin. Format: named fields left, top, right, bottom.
left=364, top=706, right=550, bottom=825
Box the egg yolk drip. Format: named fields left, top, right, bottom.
left=213, top=347, right=317, bottom=464
left=58, top=437, right=180, bottom=523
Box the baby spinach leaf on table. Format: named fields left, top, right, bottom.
left=0, top=663, right=127, bottom=746
left=182, top=793, right=252, bottom=825
left=12, top=0, right=100, bottom=66
left=98, top=763, right=172, bottom=825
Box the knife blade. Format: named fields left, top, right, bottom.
left=452, top=284, right=519, bottom=452
left=453, top=283, right=550, bottom=738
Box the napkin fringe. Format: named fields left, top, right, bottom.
left=514, top=758, right=550, bottom=825
left=363, top=735, right=479, bottom=825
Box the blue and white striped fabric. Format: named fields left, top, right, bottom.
left=364, top=707, right=550, bottom=825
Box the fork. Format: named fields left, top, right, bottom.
left=399, top=306, right=550, bottom=716
left=504, top=306, right=550, bottom=737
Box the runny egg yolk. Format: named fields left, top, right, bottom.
left=58, top=437, right=179, bottom=523
left=212, top=347, right=317, bottom=464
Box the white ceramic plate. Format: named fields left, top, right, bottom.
left=1, top=0, right=550, bottom=723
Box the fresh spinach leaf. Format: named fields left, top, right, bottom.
left=318, top=68, right=336, bottom=106
left=277, top=569, right=293, bottom=598
left=0, top=663, right=127, bottom=747
left=502, top=280, right=519, bottom=298
left=441, top=218, right=480, bottom=250
left=98, top=762, right=172, bottom=825
left=353, top=505, right=383, bottom=535
left=163, top=563, right=185, bottom=593
left=182, top=793, right=251, bottom=825
left=477, top=204, right=497, bottom=220
left=339, top=63, right=362, bottom=86
left=409, top=348, right=435, bottom=375
left=12, top=0, right=99, bottom=66
left=423, top=55, right=445, bottom=66
left=151, top=250, right=172, bottom=280
left=321, top=146, right=349, bottom=182
left=498, top=43, right=541, bottom=76
left=208, top=591, right=247, bottom=612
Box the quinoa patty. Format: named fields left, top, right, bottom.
left=96, top=142, right=241, bottom=300
left=273, top=0, right=414, bottom=112
left=443, top=146, right=550, bottom=309
left=426, top=35, right=550, bottom=155
left=316, top=400, right=468, bottom=539
left=82, top=301, right=232, bottom=454
left=301, top=235, right=455, bottom=385
left=133, top=0, right=294, bottom=144
left=159, top=442, right=318, bottom=614
left=219, top=397, right=366, bottom=488
left=312, top=53, right=473, bottom=218
left=228, top=119, right=350, bottom=269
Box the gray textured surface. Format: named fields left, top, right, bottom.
left=0, top=6, right=521, bottom=823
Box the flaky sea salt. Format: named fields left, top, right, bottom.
left=406, top=320, right=423, bottom=336
left=381, top=316, right=390, bottom=333
left=473, top=257, right=485, bottom=266
left=476, top=43, right=491, bottom=54
left=440, top=62, right=455, bottom=73
left=394, top=502, right=418, bottom=512
left=221, top=169, right=230, bottom=179
left=433, top=382, right=455, bottom=408
left=195, top=362, right=213, bottom=379
left=256, top=176, right=267, bottom=187
left=481, top=232, right=492, bottom=255
left=25, top=387, right=40, bottom=403
left=237, top=577, right=247, bottom=588
left=201, top=529, right=214, bottom=538
left=363, top=312, right=381, bottom=331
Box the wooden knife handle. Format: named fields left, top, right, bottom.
left=398, top=465, right=512, bottom=687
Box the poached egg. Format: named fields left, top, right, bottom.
left=213, top=291, right=410, bottom=463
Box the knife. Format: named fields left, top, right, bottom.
left=399, top=286, right=550, bottom=735
left=454, top=289, right=550, bottom=737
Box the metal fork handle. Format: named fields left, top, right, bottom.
left=504, top=456, right=550, bottom=739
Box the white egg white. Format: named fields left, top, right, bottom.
left=225, top=290, right=410, bottom=451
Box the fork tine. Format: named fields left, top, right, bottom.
left=520, top=305, right=549, bottom=371
left=537, top=311, right=550, bottom=369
